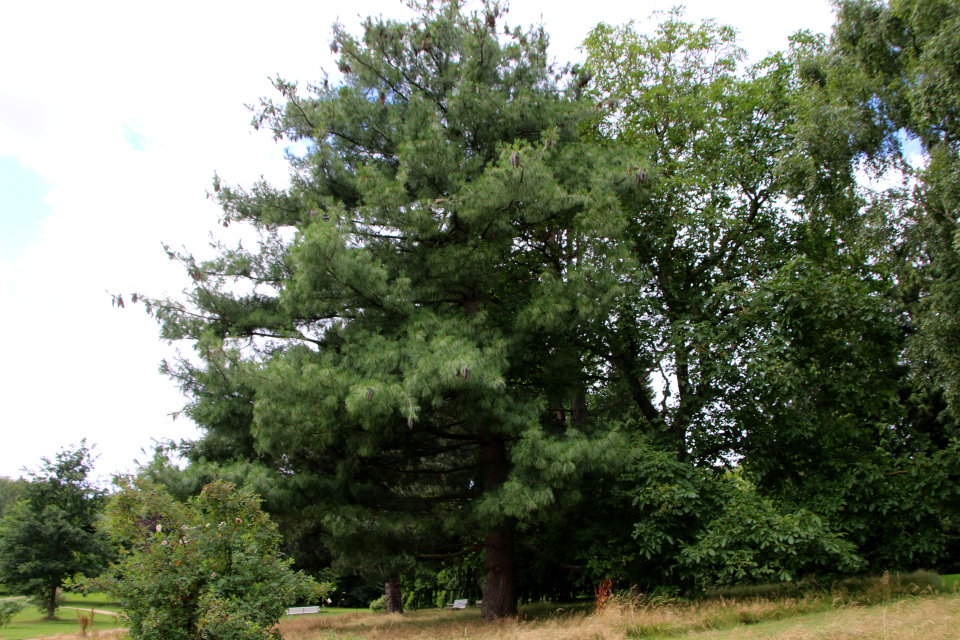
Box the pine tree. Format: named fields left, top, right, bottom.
left=143, top=0, right=643, bottom=618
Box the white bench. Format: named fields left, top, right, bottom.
left=444, top=599, right=468, bottom=609
left=286, top=606, right=321, bottom=616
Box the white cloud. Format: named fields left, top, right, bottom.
left=0, top=0, right=836, bottom=478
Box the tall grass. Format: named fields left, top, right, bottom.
left=274, top=574, right=959, bottom=640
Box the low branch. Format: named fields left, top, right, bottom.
left=415, top=543, right=484, bottom=560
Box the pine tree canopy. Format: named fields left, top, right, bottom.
left=145, top=0, right=645, bottom=619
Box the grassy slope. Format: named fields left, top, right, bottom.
left=688, top=595, right=960, bottom=640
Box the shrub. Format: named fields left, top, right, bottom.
left=369, top=595, right=386, bottom=612
left=83, top=478, right=330, bottom=640
left=834, top=570, right=943, bottom=603
left=0, top=599, right=26, bottom=627
left=701, top=570, right=944, bottom=604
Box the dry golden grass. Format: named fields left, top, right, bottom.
left=612, top=594, right=831, bottom=636
left=275, top=592, right=960, bottom=640
left=277, top=606, right=623, bottom=640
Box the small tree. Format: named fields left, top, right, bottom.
left=0, top=443, right=110, bottom=619
left=87, top=479, right=328, bottom=640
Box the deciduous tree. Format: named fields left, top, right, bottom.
left=580, top=10, right=927, bottom=584
left=86, top=479, right=326, bottom=640
left=0, top=443, right=111, bottom=619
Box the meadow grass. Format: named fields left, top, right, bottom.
left=274, top=588, right=960, bottom=640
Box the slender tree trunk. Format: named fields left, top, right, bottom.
left=480, top=439, right=517, bottom=620
left=385, top=575, right=404, bottom=613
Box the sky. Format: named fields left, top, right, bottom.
left=0, top=0, right=837, bottom=482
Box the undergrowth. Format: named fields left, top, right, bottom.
left=703, top=570, right=946, bottom=605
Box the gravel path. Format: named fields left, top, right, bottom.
left=60, top=605, right=120, bottom=617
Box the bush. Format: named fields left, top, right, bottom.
left=83, top=478, right=330, bottom=640
left=0, top=599, right=26, bottom=627
left=834, top=570, right=943, bottom=603
left=701, top=570, right=944, bottom=604
left=703, top=582, right=804, bottom=600
left=369, top=595, right=386, bottom=611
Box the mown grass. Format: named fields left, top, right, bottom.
left=0, top=592, right=122, bottom=640
left=284, top=608, right=371, bottom=619
left=688, top=595, right=960, bottom=640
left=59, top=592, right=122, bottom=614
left=940, top=573, right=960, bottom=590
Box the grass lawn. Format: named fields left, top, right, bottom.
left=59, top=592, right=122, bottom=614
left=681, top=595, right=960, bottom=640
left=940, top=574, right=960, bottom=590
left=284, top=607, right=370, bottom=619
left=0, top=592, right=122, bottom=640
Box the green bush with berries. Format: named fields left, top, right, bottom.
left=81, top=478, right=329, bottom=640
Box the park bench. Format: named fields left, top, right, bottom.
left=285, top=606, right=321, bottom=616
left=444, top=599, right=469, bottom=609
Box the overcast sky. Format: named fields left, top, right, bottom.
left=0, top=0, right=836, bottom=481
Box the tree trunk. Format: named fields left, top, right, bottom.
left=481, top=524, right=517, bottom=620
left=385, top=575, right=404, bottom=613
left=45, top=584, right=57, bottom=620
left=480, top=439, right=517, bottom=620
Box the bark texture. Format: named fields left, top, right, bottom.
left=385, top=576, right=404, bottom=613
left=480, top=439, right=518, bottom=620
left=45, top=584, right=56, bottom=620
left=481, top=525, right=517, bottom=619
